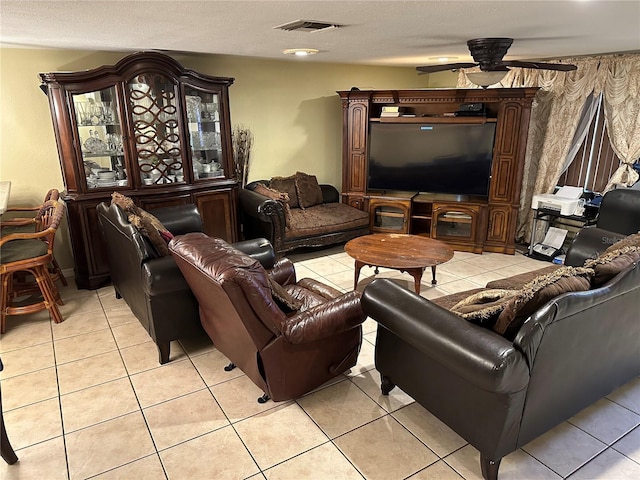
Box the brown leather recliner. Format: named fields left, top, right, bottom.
left=169, top=233, right=366, bottom=402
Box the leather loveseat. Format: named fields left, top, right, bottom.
left=361, top=236, right=640, bottom=480
left=238, top=173, right=369, bottom=256
left=169, top=233, right=366, bottom=402
left=97, top=201, right=278, bottom=364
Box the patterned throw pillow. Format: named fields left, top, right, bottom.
left=269, top=175, right=299, bottom=208
left=493, top=266, right=594, bottom=340
left=295, top=172, right=324, bottom=209
left=450, top=289, right=520, bottom=328
left=603, top=231, right=640, bottom=254
left=254, top=183, right=292, bottom=228
left=584, top=245, right=640, bottom=287
left=267, top=276, right=302, bottom=312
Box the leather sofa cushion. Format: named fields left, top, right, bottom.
left=295, top=172, right=324, bottom=209
left=585, top=245, right=640, bottom=287
left=287, top=203, right=369, bottom=239
left=493, top=266, right=593, bottom=340
left=269, top=175, right=299, bottom=208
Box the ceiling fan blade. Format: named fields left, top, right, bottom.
left=502, top=60, right=577, bottom=71
left=416, top=63, right=477, bottom=74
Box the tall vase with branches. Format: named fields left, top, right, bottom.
left=232, top=125, right=253, bottom=188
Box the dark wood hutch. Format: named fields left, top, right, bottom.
left=41, top=51, right=238, bottom=289
left=338, top=88, right=538, bottom=254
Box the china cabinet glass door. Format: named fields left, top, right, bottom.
left=127, top=74, right=184, bottom=186
left=184, top=87, right=224, bottom=181
left=73, top=86, right=128, bottom=190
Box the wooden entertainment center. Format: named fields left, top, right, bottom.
left=338, top=88, right=538, bottom=254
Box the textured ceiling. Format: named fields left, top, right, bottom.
left=1, top=1, right=639, bottom=67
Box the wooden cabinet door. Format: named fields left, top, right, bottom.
left=194, top=189, right=237, bottom=242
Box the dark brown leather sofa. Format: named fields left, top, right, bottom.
left=361, top=255, right=640, bottom=480
left=239, top=180, right=369, bottom=256
left=169, top=233, right=366, bottom=402
left=96, top=202, right=276, bottom=364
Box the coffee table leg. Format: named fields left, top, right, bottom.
left=354, top=260, right=364, bottom=290
left=405, top=268, right=424, bottom=294
left=431, top=266, right=438, bottom=285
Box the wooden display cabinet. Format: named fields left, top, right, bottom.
left=338, top=88, right=538, bottom=254
left=368, top=193, right=414, bottom=233
left=40, top=51, right=239, bottom=289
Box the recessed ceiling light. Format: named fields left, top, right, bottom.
left=428, top=56, right=459, bottom=62
left=283, top=48, right=319, bottom=57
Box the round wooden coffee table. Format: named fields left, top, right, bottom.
left=345, top=233, right=454, bottom=294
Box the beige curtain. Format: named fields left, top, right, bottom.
left=457, top=54, right=640, bottom=242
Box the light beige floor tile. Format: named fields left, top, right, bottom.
left=58, top=293, right=104, bottom=317
left=0, top=318, right=52, bottom=353
left=612, top=426, right=640, bottom=463
left=522, top=421, right=607, bottom=477
left=408, top=460, right=463, bottom=480
left=569, top=397, right=640, bottom=445
left=347, top=336, right=375, bottom=376
left=57, top=350, right=128, bottom=394
left=91, top=454, right=166, bottom=480
left=264, top=442, right=362, bottom=480
left=607, top=377, right=640, bottom=414
left=160, top=425, right=259, bottom=479
left=361, top=317, right=378, bottom=335
left=51, top=311, right=110, bottom=340
left=0, top=342, right=54, bottom=378
left=178, top=332, right=215, bottom=357
left=209, top=375, right=281, bottom=422
left=65, top=411, right=155, bottom=480
left=334, top=415, right=438, bottom=480
left=130, top=359, right=206, bottom=408
left=111, top=320, right=152, bottom=349
left=297, top=379, right=386, bottom=438
left=568, top=447, right=640, bottom=479
left=4, top=398, right=62, bottom=449
left=438, top=278, right=486, bottom=294
left=466, top=269, right=511, bottom=287
left=53, top=328, right=117, bottom=364
left=104, top=305, right=139, bottom=327
left=144, top=389, right=229, bottom=450
left=235, top=402, right=328, bottom=469
left=61, top=377, right=140, bottom=433
left=98, top=291, right=128, bottom=309
left=445, top=444, right=560, bottom=480
left=350, top=370, right=415, bottom=413
left=392, top=403, right=466, bottom=457
left=438, top=260, right=488, bottom=278
left=1, top=366, right=58, bottom=410
left=57, top=282, right=96, bottom=301
left=0, top=436, right=67, bottom=480
left=190, top=348, right=243, bottom=386
left=419, top=286, right=448, bottom=301
left=120, top=340, right=186, bottom=375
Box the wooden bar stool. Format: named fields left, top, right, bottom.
left=0, top=200, right=65, bottom=333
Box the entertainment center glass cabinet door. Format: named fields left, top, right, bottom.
left=431, top=203, right=485, bottom=252
left=368, top=196, right=412, bottom=233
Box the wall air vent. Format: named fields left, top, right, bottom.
left=274, top=19, right=341, bottom=32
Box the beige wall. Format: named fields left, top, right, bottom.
left=0, top=47, right=456, bottom=272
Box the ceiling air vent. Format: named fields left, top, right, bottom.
left=274, top=19, right=341, bottom=33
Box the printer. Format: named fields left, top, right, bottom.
left=531, top=186, right=584, bottom=216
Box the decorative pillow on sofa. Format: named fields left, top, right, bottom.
left=584, top=245, right=640, bottom=287
left=450, top=289, right=520, bottom=327
left=269, top=175, right=299, bottom=208
left=493, top=266, right=594, bottom=340
left=110, top=192, right=172, bottom=256
left=267, top=276, right=303, bottom=312
left=295, top=171, right=324, bottom=209
left=254, top=183, right=292, bottom=228
left=604, top=231, right=640, bottom=254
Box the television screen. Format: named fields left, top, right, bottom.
left=367, top=122, right=497, bottom=196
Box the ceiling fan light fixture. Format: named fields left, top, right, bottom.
left=466, top=71, right=508, bottom=87
left=283, top=48, right=319, bottom=57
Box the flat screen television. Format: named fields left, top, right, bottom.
left=367, top=122, right=497, bottom=197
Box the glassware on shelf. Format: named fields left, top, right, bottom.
left=83, top=130, right=109, bottom=154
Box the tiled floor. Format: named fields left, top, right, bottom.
left=1, top=246, right=639, bottom=480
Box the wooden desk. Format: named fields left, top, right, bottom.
left=345, top=233, right=454, bottom=294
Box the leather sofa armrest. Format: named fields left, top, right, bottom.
left=564, top=227, right=626, bottom=266
left=239, top=188, right=286, bottom=222
left=268, top=258, right=297, bottom=286
left=361, top=279, right=529, bottom=394
left=232, top=238, right=275, bottom=269
left=141, top=255, right=192, bottom=296
left=282, top=291, right=365, bottom=344
left=320, top=184, right=340, bottom=203
left=153, top=204, right=203, bottom=235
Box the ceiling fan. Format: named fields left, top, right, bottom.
left=417, top=38, right=577, bottom=86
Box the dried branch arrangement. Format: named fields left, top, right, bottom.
left=232, top=125, right=254, bottom=188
